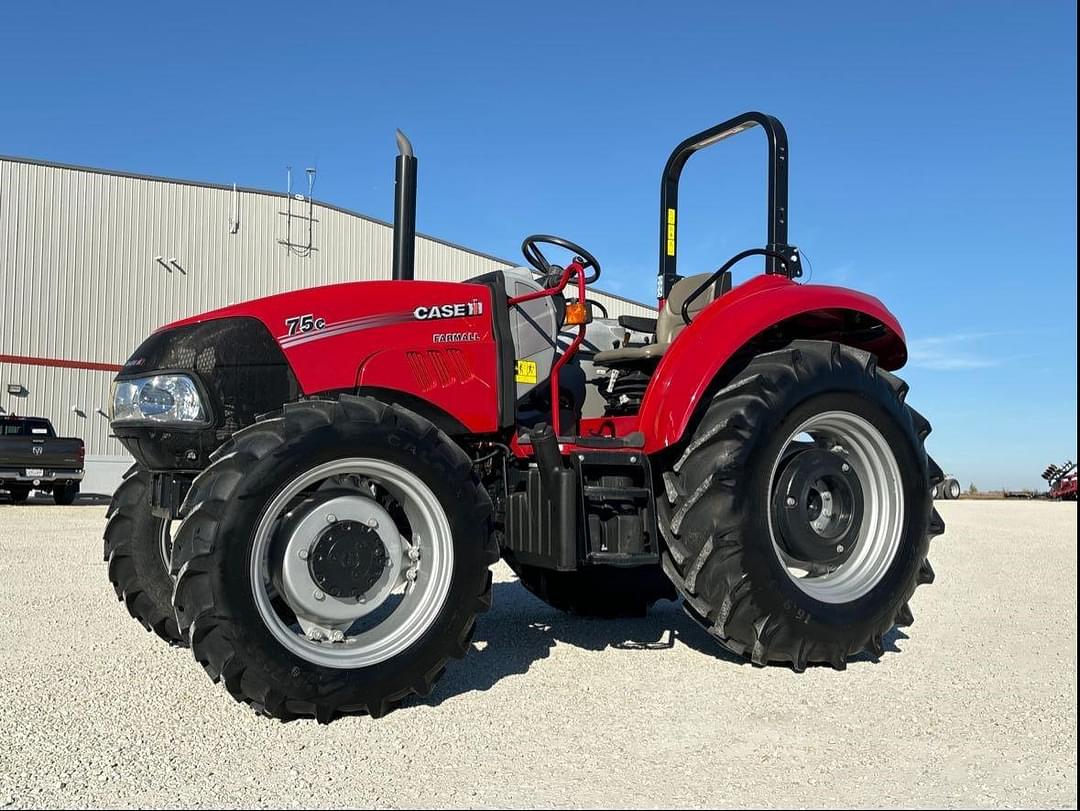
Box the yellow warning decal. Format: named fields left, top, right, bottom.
left=515, top=359, right=538, bottom=384
left=666, top=208, right=676, bottom=256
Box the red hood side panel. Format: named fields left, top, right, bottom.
left=167, top=280, right=501, bottom=433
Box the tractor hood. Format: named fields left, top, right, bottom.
left=153, top=279, right=500, bottom=414
left=161, top=279, right=491, bottom=340
left=114, top=278, right=506, bottom=471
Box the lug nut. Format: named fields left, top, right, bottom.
left=366, top=517, right=379, bottom=529
left=405, top=569, right=417, bottom=582
left=330, top=630, right=345, bottom=643
left=408, top=548, right=420, bottom=561
left=326, top=514, right=337, bottom=523
left=313, top=590, right=325, bottom=601
left=786, top=496, right=797, bottom=508
left=841, top=463, right=850, bottom=473
left=836, top=544, right=845, bottom=553
left=298, top=548, right=309, bottom=560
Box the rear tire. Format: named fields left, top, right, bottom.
left=659, top=341, right=945, bottom=670
left=170, top=396, right=498, bottom=722
left=6, top=485, right=30, bottom=504
left=947, top=479, right=962, bottom=500
left=508, top=561, right=676, bottom=618
left=53, top=482, right=80, bottom=505
left=103, top=467, right=185, bottom=644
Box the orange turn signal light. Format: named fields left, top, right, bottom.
left=564, top=301, right=589, bottom=326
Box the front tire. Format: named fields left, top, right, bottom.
left=660, top=341, right=945, bottom=670
left=170, top=396, right=498, bottom=722
left=103, top=467, right=185, bottom=644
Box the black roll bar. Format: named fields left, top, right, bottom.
left=658, top=111, right=800, bottom=301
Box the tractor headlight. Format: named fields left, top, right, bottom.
left=111, top=375, right=207, bottom=425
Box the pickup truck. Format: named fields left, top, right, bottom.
left=0, top=416, right=84, bottom=505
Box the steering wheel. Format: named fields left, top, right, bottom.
left=521, top=235, right=601, bottom=288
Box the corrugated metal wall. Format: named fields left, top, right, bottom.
left=0, top=156, right=654, bottom=470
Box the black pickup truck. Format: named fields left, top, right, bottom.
left=0, top=416, right=84, bottom=505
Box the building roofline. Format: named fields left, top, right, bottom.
left=0, top=153, right=654, bottom=311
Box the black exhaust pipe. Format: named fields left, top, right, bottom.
left=392, top=129, right=417, bottom=281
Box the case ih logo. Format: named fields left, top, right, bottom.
left=412, top=300, right=484, bottom=321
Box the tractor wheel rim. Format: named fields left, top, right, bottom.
left=159, top=520, right=176, bottom=572
left=250, top=458, right=454, bottom=669
left=767, top=411, right=905, bottom=604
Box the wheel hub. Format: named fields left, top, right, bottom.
left=772, top=448, right=863, bottom=567
left=274, top=492, right=404, bottom=632
left=308, top=520, right=388, bottom=599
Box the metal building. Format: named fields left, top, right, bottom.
left=0, top=156, right=654, bottom=494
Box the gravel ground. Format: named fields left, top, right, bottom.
left=0, top=499, right=1075, bottom=808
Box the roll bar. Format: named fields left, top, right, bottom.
left=657, top=111, right=801, bottom=302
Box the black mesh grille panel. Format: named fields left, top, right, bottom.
left=120, top=317, right=300, bottom=434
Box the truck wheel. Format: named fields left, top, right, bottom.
left=103, top=467, right=185, bottom=644
left=170, top=396, right=498, bottom=722
left=659, top=341, right=945, bottom=670
left=508, top=561, right=676, bottom=617
left=947, top=479, right=962, bottom=500
left=7, top=485, right=31, bottom=504
left=53, top=482, right=80, bottom=505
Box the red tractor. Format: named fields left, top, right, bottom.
left=105, top=113, right=945, bottom=721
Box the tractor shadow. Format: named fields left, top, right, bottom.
left=413, top=579, right=744, bottom=708
left=414, top=580, right=911, bottom=708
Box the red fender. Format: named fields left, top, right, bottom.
left=638, top=275, right=907, bottom=453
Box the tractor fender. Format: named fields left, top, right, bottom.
left=638, top=275, right=907, bottom=453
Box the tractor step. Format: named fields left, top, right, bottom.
left=574, top=451, right=660, bottom=568
left=501, top=444, right=660, bottom=572
left=582, top=485, right=652, bottom=501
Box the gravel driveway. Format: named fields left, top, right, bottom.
left=0, top=500, right=1075, bottom=808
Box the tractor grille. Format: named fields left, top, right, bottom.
left=119, top=317, right=300, bottom=435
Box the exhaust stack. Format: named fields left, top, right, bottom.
left=392, top=129, right=417, bottom=281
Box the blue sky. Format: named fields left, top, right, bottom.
left=1, top=2, right=1076, bottom=489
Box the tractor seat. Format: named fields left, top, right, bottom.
left=594, top=271, right=730, bottom=367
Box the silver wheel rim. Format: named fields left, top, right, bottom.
left=159, top=520, right=178, bottom=571
left=767, top=411, right=905, bottom=604
left=250, top=458, right=454, bottom=669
